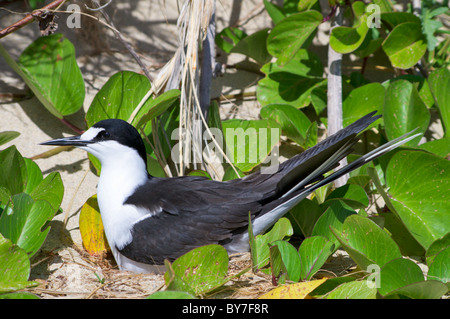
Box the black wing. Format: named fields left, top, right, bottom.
left=119, top=176, right=265, bottom=264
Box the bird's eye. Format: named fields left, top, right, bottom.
left=99, top=130, right=110, bottom=139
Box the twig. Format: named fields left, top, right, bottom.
left=60, top=118, right=84, bottom=135
left=0, top=0, right=67, bottom=39
left=327, top=5, right=348, bottom=187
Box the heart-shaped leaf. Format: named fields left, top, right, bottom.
left=312, top=200, right=356, bottom=251
left=384, top=80, right=430, bottom=146
left=379, top=258, right=448, bottom=299
left=299, top=236, right=335, bottom=281
left=231, top=28, right=272, bottom=65
left=249, top=217, right=293, bottom=270
left=257, top=49, right=325, bottom=108
left=331, top=214, right=402, bottom=270
left=267, top=10, right=323, bottom=65
left=222, top=119, right=281, bottom=172
left=260, top=104, right=311, bottom=147
left=0, top=146, right=27, bottom=196
left=330, top=15, right=370, bottom=54
left=17, top=34, right=85, bottom=118
left=386, top=150, right=450, bottom=250
left=0, top=193, right=55, bottom=257
left=427, top=246, right=450, bottom=287
left=322, top=184, right=369, bottom=210
left=343, top=83, right=384, bottom=128
left=164, top=244, right=229, bottom=295
left=325, top=280, right=377, bottom=299
left=270, top=240, right=302, bottom=282
left=287, top=198, right=323, bottom=237
left=0, top=234, right=38, bottom=294
left=382, top=22, right=427, bottom=69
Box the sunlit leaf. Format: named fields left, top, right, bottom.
left=259, top=278, right=327, bottom=299
left=79, top=195, right=109, bottom=256
left=386, top=150, right=450, bottom=250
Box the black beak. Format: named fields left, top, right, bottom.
left=40, top=136, right=93, bottom=147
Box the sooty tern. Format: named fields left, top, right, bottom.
left=41, top=112, right=419, bottom=273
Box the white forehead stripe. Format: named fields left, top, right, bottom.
left=81, top=127, right=105, bottom=141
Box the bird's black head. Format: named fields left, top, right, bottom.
left=41, top=119, right=148, bottom=166
left=91, top=119, right=147, bottom=163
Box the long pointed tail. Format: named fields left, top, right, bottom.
left=252, top=129, right=421, bottom=236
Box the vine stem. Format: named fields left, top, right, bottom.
left=0, top=0, right=67, bottom=39
left=60, top=118, right=84, bottom=135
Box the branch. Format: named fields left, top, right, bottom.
left=327, top=5, right=348, bottom=188
left=0, top=0, right=66, bottom=39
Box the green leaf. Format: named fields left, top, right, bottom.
left=17, top=34, right=84, bottom=118
left=426, top=233, right=450, bottom=265
left=0, top=131, right=20, bottom=147
left=427, top=246, right=450, bottom=287
left=378, top=258, right=423, bottom=297
left=312, top=200, right=356, bottom=251
left=257, top=49, right=325, bottom=108
left=263, top=0, right=286, bottom=24
left=383, top=80, right=430, bottom=146
left=382, top=22, right=427, bottom=69
left=270, top=240, right=301, bottom=282
left=86, top=71, right=152, bottom=125
left=330, top=15, right=370, bottom=54
left=0, top=234, right=38, bottom=294
left=428, top=68, right=449, bottom=136
left=267, top=10, right=323, bottom=65
left=0, top=146, right=27, bottom=196
left=386, top=150, right=450, bottom=250
left=380, top=12, right=421, bottom=29
left=325, top=280, right=377, bottom=299
left=29, top=172, right=63, bottom=214
left=146, top=291, right=195, bottom=299
left=164, top=245, right=229, bottom=296
left=343, top=83, right=384, bottom=128
left=331, top=214, right=402, bottom=270
left=231, top=28, right=272, bottom=65
left=299, top=236, right=334, bottom=281
left=298, top=0, right=319, bottom=12
left=379, top=258, right=448, bottom=299
left=322, top=184, right=369, bottom=210
left=222, top=119, right=281, bottom=172
left=215, top=27, right=247, bottom=53
left=260, top=104, right=311, bottom=147
left=416, top=137, right=450, bottom=158
left=379, top=211, right=425, bottom=257
left=287, top=198, right=323, bottom=237
left=135, top=89, right=180, bottom=130
left=0, top=193, right=55, bottom=257
left=250, top=217, right=293, bottom=270
left=85, top=71, right=155, bottom=172
left=23, top=158, right=43, bottom=195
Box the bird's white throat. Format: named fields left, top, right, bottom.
left=84, top=141, right=150, bottom=251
